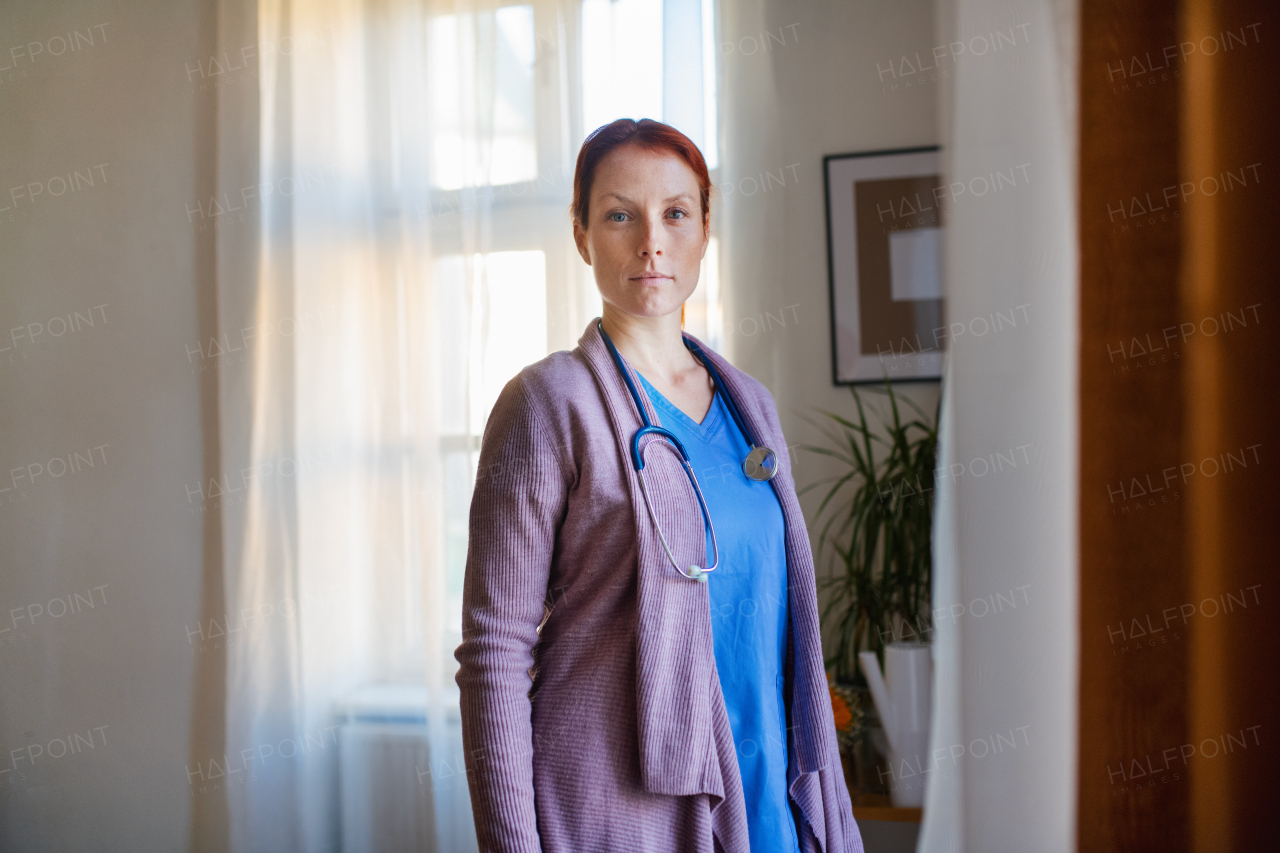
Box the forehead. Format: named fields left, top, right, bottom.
left=591, top=144, right=700, bottom=198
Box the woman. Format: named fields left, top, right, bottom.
left=455, top=118, right=863, bottom=853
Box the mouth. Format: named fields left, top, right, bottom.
left=631, top=273, right=672, bottom=282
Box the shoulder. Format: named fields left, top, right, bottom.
left=508, top=350, right=602, bottom=433
left=516, top=349, right=596, bottom=405
left=478, top=354, right=586, bottom=484
left=484, top=349, right=599, bottom=468
left=487, top=351, right=587, bottom=432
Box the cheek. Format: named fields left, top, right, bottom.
left=586, top=237, right=633, bottom=301
left=673, top=235, right=706, bottom=284
left=589, top=236, right=628, bottom=281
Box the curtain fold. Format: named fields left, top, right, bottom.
left=216, top=1, right=719, bottom=850
left=919, top=0, right=1079, bottom=850
left=224, top=1, right=500, bottom=850
left=917, top=361, right=963, bottom=851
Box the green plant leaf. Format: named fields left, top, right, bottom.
left=800, top=378, right=939, bottom=679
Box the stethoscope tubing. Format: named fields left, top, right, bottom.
left=633, top=437, right=722, bottom=579
left=598, top=320, right=764, bottom=457
left=598, top=320, right=775, bottom=581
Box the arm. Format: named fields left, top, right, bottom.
left=455, top=374, right=571, bottom=853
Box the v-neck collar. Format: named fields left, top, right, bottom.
left=635, top=371, right=726, bottom=443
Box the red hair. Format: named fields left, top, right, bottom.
left=570, top=119, right=712, bottom=230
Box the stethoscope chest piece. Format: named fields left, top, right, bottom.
left=743, top=446, right=779, bottom=482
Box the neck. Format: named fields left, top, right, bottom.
left=599, top=304, right=697, bottom=383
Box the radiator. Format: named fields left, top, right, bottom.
left=337, top=685, right=477, bottom=853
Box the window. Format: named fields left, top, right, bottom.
left=429, top=5, right=539, bottom=189
left=580, top=0, right=718, bottom=168
left=425, top=0, right=723, bottom=651
left=581, top=0, right=664, bottom=136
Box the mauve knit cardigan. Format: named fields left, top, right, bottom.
left=455, top=320, right=864, bottom=853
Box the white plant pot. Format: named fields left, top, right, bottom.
left=859, top=642, right=933, bottom=808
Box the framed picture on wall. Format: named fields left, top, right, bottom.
left=824, top=146, right=945, bottom=385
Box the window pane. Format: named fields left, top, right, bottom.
left=492, top=6, right=538, bottom=185
left=443, top=447, right=473, bottom=628
left=433, top=254, right=470, bottom=435
left=701, top=0, right=718, bottom=169
left=581, top=0, right=664, bottom=134
left=429, top=6, right=538, bottom=189
left=479, top=250, right=547, bottom=422
left=428, top=13, right=466, bottom=190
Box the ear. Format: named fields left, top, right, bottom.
left=573, top=220, right=592, bottom=266
left=700, top=222, right=710, bottom=259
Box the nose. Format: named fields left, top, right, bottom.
left=639, top=216, right=664, bottom=257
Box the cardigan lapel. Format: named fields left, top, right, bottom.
left=685, top=335, right=841, bottom=852
left=681, top=333, right=837, bottom=777
left=574, top=320, right=726, bottom=801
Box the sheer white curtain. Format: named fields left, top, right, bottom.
left=919, top=0, right=1078, bottom=850
left=219, top=1, right=723, bottom=851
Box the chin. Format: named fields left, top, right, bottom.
left=605, top=285, right=688, bottom=320
left=627, top=297, right=685, bottom=320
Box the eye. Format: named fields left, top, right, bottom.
left=669, top=208, right=689, bottom=219
left=607, top=211, right=628, bottom=222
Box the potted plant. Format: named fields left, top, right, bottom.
left=801, top=378, right=939, bottom=800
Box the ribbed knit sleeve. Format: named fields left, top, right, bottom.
left=455, top=373, right=571, bottom=853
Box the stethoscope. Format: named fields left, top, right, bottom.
left=598, top=320, right=779, bottom=583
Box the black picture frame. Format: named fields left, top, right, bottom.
left=823, top=146, right=945, bottom=386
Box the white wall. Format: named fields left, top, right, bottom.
left=717, top=0, right=942, bottom=506
left=0, top=1, right=216, bottom=848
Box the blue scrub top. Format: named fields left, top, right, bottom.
left=636, top=371, right=801, bottom=853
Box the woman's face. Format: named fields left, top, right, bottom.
left=573, top=144, right=709, bottom=320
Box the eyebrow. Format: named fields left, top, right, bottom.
left=600, top=192, right=695, bottom=205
